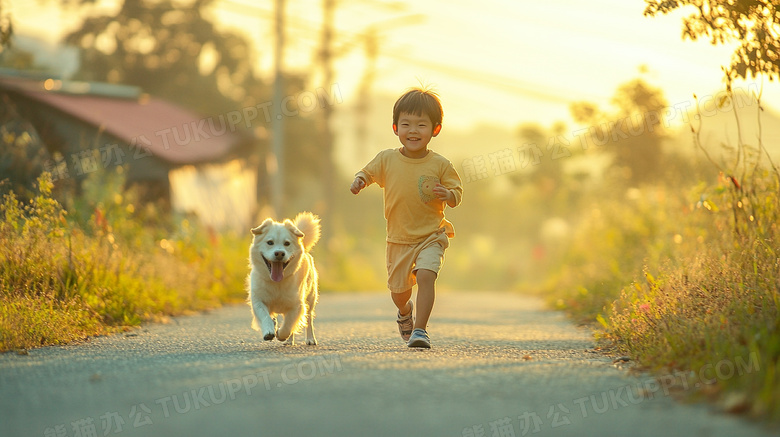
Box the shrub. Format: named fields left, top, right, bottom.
left=0, top=172, right=248, bottom=351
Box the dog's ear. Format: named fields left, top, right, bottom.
left=251, top=218, right=274, bottom=236
left=283, top=220, right=305, bottom=238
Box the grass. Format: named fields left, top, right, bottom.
left=543, top=92, right=780, bottom=420
left=601, top=168, right=780, bottom=418
left=547, top=177, right=780, bottom=419
left=0, top=171, right=248, bottom=352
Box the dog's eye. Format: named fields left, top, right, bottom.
left=266, top=240, right=274, bottom=245
left=284, top=241, right=291, bottom=246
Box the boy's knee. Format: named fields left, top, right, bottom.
left=415, top=269, right=437, bottom=283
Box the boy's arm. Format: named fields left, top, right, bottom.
left=355, top=171, right=372, bottom=185
left=350, top=172, right=370, bottom=194
left=350, top=151, right=385, bottom=194
left=438, top=162, right=463, bottom=208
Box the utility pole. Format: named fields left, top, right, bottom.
left=354, top=28, right=377, bottom=165
left=270, top=0, right=285, bottom=219
left=318, top=0, right=335, bottom=229
left=353, top=15, right=424, bottom=164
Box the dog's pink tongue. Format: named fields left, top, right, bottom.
left=270, top=262, right=284, bottom=282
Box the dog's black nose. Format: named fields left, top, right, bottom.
left=274, top=250, right=285, bottom=259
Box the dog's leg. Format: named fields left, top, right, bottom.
left=276, top=305, right=304, bottom=344
left=305, top=289, right=318, bottom=346
left=250, top=299, right=277, bottom=341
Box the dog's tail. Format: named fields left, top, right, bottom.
left=294, top=212, right=321, bottom=252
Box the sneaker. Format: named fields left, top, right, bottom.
left=407, top=328, right=431, bottom=349
left=396, top=301, right=414, bottom=341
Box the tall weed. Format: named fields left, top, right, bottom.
left=598, top=90, right=780, bottom=418
left=0, top=171, right=248, bottom=351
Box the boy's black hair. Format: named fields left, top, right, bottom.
left=392, top=88, right=443, bottom=127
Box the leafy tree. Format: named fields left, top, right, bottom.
left=64, top=0, right=257, bottom=115
left=61, top=0, right=332, bottom=208
left=644, top=0, right=780, bottom=80
left=516, top=122, right=567, bottom=185
left=0, top=3, right=11, bottom=51
left=0, top=96, right=52, bottom=202
left=0, top=5, right=48, bottom=201
left=571, top=79, right=668, bottom=184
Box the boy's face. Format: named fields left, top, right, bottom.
left=393, top=112, right=441, bottom=158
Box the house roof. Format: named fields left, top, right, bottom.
left=0, top=74, right=246, bottom=165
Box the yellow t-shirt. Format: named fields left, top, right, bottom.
left=356, top=148, right=463, bottom=244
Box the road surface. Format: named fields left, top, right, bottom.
left=0, top=291, right=773, bottom=437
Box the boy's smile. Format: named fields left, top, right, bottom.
left=394, top=112, right=441, bottom=159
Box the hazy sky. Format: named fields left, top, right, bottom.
left=7, top=0, right=779, bottom=130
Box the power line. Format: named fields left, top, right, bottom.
left=216, top=0, right=603, bottom=103
left=385, top=52, right=599, bottom=104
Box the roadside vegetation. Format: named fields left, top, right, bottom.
left=543, top=85, right=779, bottom=419
left=0, top=170, right=248, bottom=352
left=540, top=0, right=780, bottom=420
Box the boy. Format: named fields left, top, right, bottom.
left=350, top=87, right=463, bottom=349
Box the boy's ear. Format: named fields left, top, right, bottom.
left=392, top=123, right=398, bottom=136
left=433, top=124, right=442, bottom=136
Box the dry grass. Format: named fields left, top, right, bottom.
left=543, top=86, right=780, bottom=418
left=0, top=173, right=248, bottom=351
left=545, top=164, right=780, bottom=419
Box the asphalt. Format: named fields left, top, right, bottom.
left=0, top=291, right=774, bottom=437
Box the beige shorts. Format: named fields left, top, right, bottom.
left=386, top=230, right=450, bottom=293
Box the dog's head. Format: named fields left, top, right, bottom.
left=250, top=218, right=305, bottom=282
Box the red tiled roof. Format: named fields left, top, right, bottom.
left=0, top=75, right=243, bottom=165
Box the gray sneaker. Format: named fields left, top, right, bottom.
left=407, top=328, right=431, bottom=349
left=396, top=301, right=414, bottom=341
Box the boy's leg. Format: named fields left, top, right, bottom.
left=386, top=241, right=414, bottom=317
left=414, top=269, right=436, bottom=330
left=411, top=232, right=448, bottom=332
left=387, top=241, right=416, bottom=341
left=391, top=289, right=413, bottom=316
left=392, top=288, right=414, bottom=341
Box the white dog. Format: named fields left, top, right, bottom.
left=247, top=212, right=320, bottom=345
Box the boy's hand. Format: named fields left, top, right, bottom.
left=433, top=183, right=454, bottom=203
left=350, top=177, right=366, bottom=194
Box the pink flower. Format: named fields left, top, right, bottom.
left=638, top=303, right=651, bottom=313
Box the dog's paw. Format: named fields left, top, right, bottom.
left=260, top=317, right=276, bottom=340
left=305, top=338, right=317, bottom=346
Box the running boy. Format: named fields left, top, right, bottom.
left=350, top=87, right=463, bottom=348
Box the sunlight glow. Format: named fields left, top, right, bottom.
left=5, top=0, right=779, bottom=130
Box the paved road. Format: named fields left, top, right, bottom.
left=0, top=291, right=773, bottom=437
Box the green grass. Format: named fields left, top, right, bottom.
left=0, top=294, right=102, bottom=351
left=604, top=168, right=780, bottom=418
left=0, top=172, right=248, bottom=352
left=539, top=84, right=780, bottom=419
left=544, top=165, right=780, bottom=419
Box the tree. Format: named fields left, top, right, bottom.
left=644, top=0, right=780, bottom=80
left=65, top=0, right=257, bottom=115
left=516, top=122, right=567, bottom=185
left=0, top=2, right=11, bottom=51
left=62, top=0, right=331, bottom=208
left=0, top=6, right=47, bottom=202
left=0, top=96, right=52, bottom=202
left=570, top=79, right=668, bottom=184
